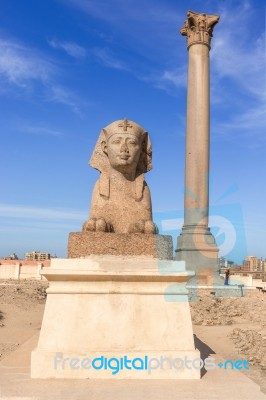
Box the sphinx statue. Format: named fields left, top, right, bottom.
left=82, top=119, right=158, bottom=234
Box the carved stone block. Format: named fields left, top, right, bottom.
left=68, top=232, right=173, bottom=260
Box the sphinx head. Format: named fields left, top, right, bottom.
left=90, top=119, right=152, bottom=178
left=102, top=120, right=147, bottom=175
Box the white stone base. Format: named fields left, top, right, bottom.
left=31, top=256, right=200, bottom=379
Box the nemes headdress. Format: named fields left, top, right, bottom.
left=89, top=119, right=153, bottom=201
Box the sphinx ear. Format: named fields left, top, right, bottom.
left=101, top=140, right=108, bottom=155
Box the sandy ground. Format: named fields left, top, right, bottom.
left=191, top=290, right=266, bottom=393
left=0, top=280, right=266, bottom=394
left=0, top=279, right=47, bottom=361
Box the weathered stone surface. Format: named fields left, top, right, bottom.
left=180, top=10, right=220, bottom=49
left=68, top=231, right=173, bottom=259
left=176, top=225, right=219, bottom=273
left=176, top=11, right=219, bottom=272
left=82, top=119, right=158, bottom=235
left=31, top=257, right=199, bottom=379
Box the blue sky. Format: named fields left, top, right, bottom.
left=0, top=0, right=265, bottom=263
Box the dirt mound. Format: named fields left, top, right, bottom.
left=231, top=328, right=266, bottom=373
left=190, top=293, right=266, bottom=326
left=0, top=279, right=48, bottom=311
left=190, top=295, right=242, bottom=325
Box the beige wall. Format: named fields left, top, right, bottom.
left=0, top=264, right=17, bottom=279
left=0, top=262, right=47, bottom=280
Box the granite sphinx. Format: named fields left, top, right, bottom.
left=82, top=118, right=158, bottom=234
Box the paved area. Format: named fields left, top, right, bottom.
left=0, top=333, right=265, bottom=400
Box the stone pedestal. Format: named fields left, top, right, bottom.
left=31, top=256, right=200, bottom=379
left=68, top=232, right=173, bottom=260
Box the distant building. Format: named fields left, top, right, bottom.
left=218, top=257, right=227, bottom=268
left=241, top=263, right=250, bottom=272
left=258, top=258, right=266, bottom=272
left=243, top=256, right=266, bottom=272
left=24, top=251, right=51, bottom=261
left=218, top=257, right=235, bottom=269
left=4, top=253, right=19, bottom=260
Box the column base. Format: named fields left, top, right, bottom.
left=175, top=225, right=221, bottom=284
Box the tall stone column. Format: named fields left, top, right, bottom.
left=175, top=11, right=220, bottom=275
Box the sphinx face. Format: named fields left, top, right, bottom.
left=103, top=133, right=142, bottom=174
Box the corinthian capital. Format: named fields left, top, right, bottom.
left=180, top=10, right=220, bottom=49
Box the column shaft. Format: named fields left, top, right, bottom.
left=184, top=44, right=210, bottom=228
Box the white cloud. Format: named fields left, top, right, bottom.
left=63, top=0, right=180, bottom=26
left=217, top=105, right=266, bottom=131
left=48, top=85, right=82, bottom=115
left=213, top=103, right=266, bottom=147
left=211, top=3, right=265, bottom=103
left=0, top=220, right=79, bottom=233
left=62, top=0, right=181, bottom=63
left=212, top=34, right=265, bottom=102
left=48, top=39, right=87, bottom=58
left=161, top=69, right=187, bottom=88
left=138, top=65, right=188, bottom=96
left=93, top=47, right=130, bottom=71
left=61, top=0, right=265, bottom=101
left=23, top=126, right=64, bottom=137
left=152, top=66, right=187, bottom=92
left=0, top=38, right=55, bottom=86
left=0, top=204, right=85, bottom=221
left=0, top=37, right=83, bottom=114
